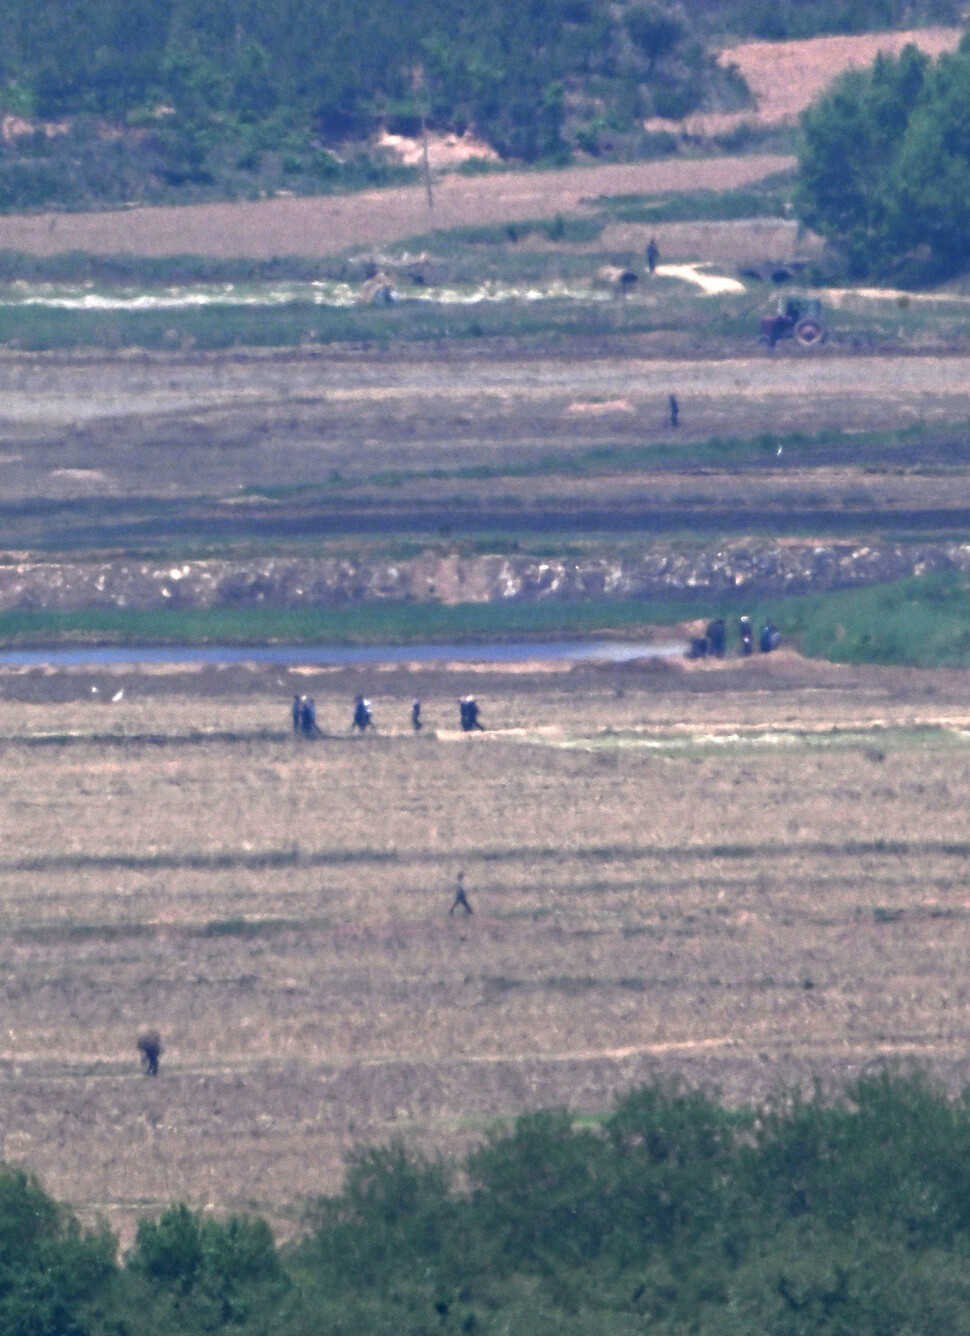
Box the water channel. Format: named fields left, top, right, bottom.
left=0, top=639, right=687, bottom=669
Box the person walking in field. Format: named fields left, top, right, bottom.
left=669, top=393, right=679, bottom=428
left=412, top=698, right=423, bottom=731
left=300, top=696, right=322, bottom=736
left=646, top=237, right=659, bottom=273
left=449, top=869, right=473, bottom=915
left=352, top=695, right=373, bottom=731
left=459, top=696, right=484, bottom=731
left=137, top=1030, right=162, bottom=1076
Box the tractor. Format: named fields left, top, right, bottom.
left=758, top=296, right=826, bottom=349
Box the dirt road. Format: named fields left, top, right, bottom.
left=1, top=343, right=969, bottom=561
left=2, top=348, right=969, bottom=431
left=0, top=155, right=793, bottom=259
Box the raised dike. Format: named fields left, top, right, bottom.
left=0, top=541, right=965, bottom=612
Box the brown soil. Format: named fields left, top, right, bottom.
left=0, top=155, right=793, bottom=259
left=1, top=345, right=970, bottom=574
left=0, top=653, right=969, bottom=1245
left=657, top=26, right=963, bottom=136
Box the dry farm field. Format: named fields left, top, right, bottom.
left=0, top=653, right=970, bottom=1242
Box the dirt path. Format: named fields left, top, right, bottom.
left=0, top=155, right=793, bottom=259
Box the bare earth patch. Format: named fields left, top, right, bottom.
left=0, top=155, right=793, bottom=259
left=655, top=26, right=963, bottom=137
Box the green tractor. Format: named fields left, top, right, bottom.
left=758, top=296, right=826, bottom=349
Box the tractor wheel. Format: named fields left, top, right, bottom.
left=795, top=317, right=825, bottom=346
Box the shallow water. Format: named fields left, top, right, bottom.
left=0, top=263, right=742, bottom=312
left=0, top=639, right=686, bottom=669
left=0, top=277, right=612, bottom=311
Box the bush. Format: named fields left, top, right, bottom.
left=0, top=1167, right=116, bottom=1336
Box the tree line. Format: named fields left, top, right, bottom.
left=797, top=32, right=970, bottom=280
left=10, top=1070, right=970, bottom=1335
left=0, top=0, right=959, bottom=212
left=0, top=0, right=718, bottom=195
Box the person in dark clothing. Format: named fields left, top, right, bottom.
left=300, top=696, right=322, bottom=736
left=352, top=695, right=373, bottom=731
left=292, top=694, right=303, bottom=732
left=669, top=393, right=679, bottom=427
left=706, top=618, right=727, bottom=659
left=459, top=696, right=484, bottom=731
left=760, top=622, right=781, bottom=653
left=137, top=1031, right=162, bottom=1076
left=646, top=237, right=659, bottom=273
left=411, top=698, right=422, bottom=731
left=739, top=616, right=753, bottom=657
left=449, top=870, right=473, bottom=915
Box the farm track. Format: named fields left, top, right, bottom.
left=0, top=155, right=794, bottom=259
left=2, top=348, right=970, bottom=564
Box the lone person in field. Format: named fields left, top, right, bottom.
left=669, top=393, right=679, bottom=428
left=646, top=237, right=659, bottom=273
left=459, top=696, right=484, bottom=731
left=449, top=870, right=473, bottom=915
left=411, top=698, right=422, bottom=731
left=137, top=1030, right=162, bottom=1077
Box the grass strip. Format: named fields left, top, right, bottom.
left=0, top=572, right=966, bottom=666
left=770, top=571, right=970, bottom=667
left=0, top=598, right=704, bottom=647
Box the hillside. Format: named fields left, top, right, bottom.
left=0, top=0, right=958, bottom=213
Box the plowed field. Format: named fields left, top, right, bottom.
left=1, top=653, right=970, bottom=1243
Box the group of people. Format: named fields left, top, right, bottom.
left=291, top=693, right=485, bottom=736
left=688, top=616, right=782, bottom=660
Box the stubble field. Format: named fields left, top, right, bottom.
left=1, top=652, right=970, bottom=1243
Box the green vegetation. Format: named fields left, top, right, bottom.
left=696, top=0, right=958, bottom=40
left=0, top=0, right=958, bottom=211
left=586, top=176, right=795, bottom=223
left=797, top=36, right=970, bottom=281
left=0, top=572, right=968, bottom=670
left=0, top=598, right=702, bottom=648
left=0, top=0, right=736, bottom=210
left=0, top=284, right=752, bottom=352
left=11, top=1072, right=970, bottom=1333
left=770, top=570, right=970, bottom=666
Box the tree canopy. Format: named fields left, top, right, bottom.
left=9, top=1075, right=970, bottom=1333
left=796, top=34, right=970, bottom=280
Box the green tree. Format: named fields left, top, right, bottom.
left=882, top=40, right=970, bottom=275
left=624, top=6, right=684, bottom=71
left=795, top=42, right=928, bottom=274
left=126, top=1204, right=283, bottom=1330
left=0, top=1166, right=117, bottom=1336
